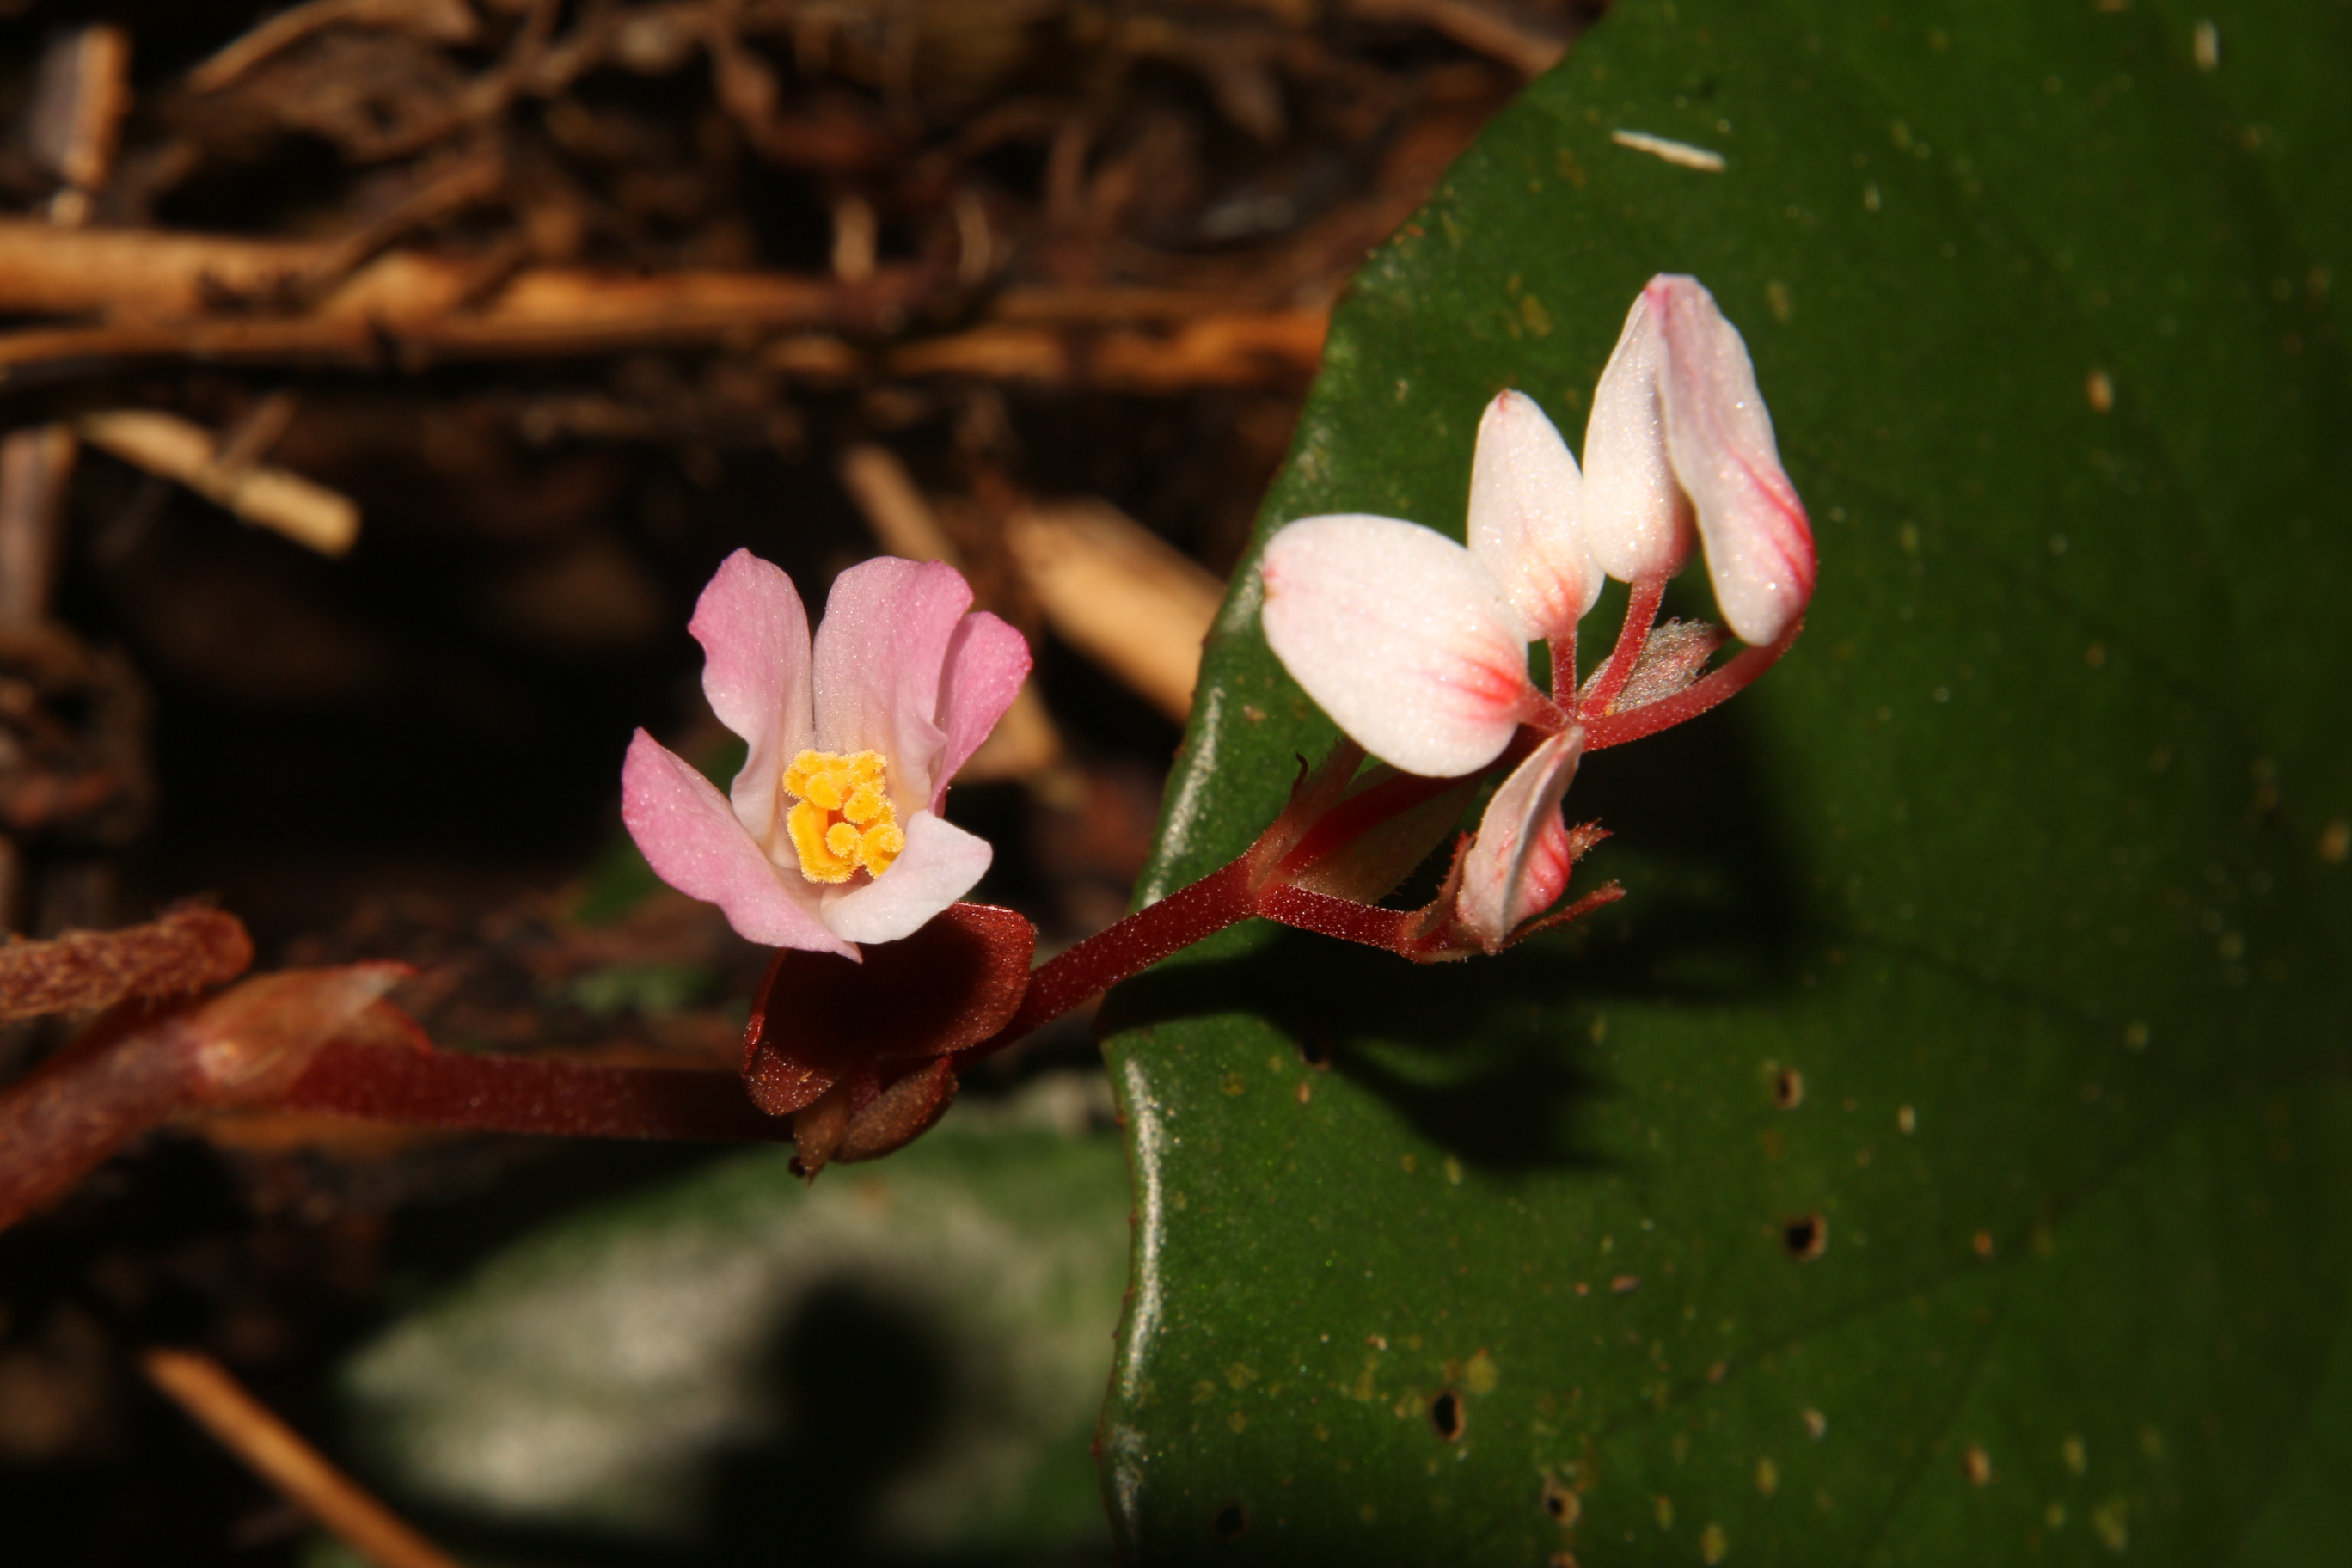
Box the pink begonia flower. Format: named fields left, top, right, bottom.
left=622, top=549, right=1031, bottom=959
left=1259, top=273, right=1812, bottom=945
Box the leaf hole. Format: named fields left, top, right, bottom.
left=1773, top=1068, right=1804, bottom=1109
left=1783, top=1212, right=1828, bottom=1260
left=1430, top=1388, right=1465, bottom=1440
left=1212, top=1503, right=1247, bottom=1538
left=1542, top=1473, right=1582, bottom=1525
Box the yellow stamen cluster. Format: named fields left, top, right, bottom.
left=781, top=749, right=906, bottom=884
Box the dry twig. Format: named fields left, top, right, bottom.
left=0, top=965, right=401, bottom=1232
left=76, top=409, right=362, bottom=557
left=0, top=905, right=252, bottom=1024
left=1006, top=499, right=1226, bottom=724
left=142, top=1348, right=465, bottom=1568
left=0, top=425, right=77, bottom=627
left=27, top=24, right=133, bottom=224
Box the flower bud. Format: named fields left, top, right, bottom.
left=1466, top=390, right=1601, bottom=644
left=1583, top=276, right=1816, bottom=646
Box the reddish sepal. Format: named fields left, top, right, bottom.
left=740, top=901, right=1033, bottom=1172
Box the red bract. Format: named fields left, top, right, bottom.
left=741, top=900, right=1036, bottom=1173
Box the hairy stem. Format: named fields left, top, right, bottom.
left=970, top=859, right=1260, bottom=1055
left=1578, top=573, right=1669, bottom=717
left=284, top=1040, right=791, bottom=1141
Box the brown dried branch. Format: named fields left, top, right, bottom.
left=1005, top=499, right=1226, bottom=724
left=141, top=1348, right=465, bottom=1568
left=27, top=25, right=134, bottom=227
left=0, top=906, right=252, bottom=1024
left=0, top=425, right=77, bottom=627
left=76, top=407, right=357, bottom=555
left=76, top=409, right=362, bottom=557
left=280, top=143, right=511, bottom=308
left=881, top=311, right=1327, bottom=391
left=0, top=223, right=939, bottom=384
left=0, top=217, right=1328, bottom=389
left=0, top=965, right=401, bottom=1231
left=187, top=0, right=480, bottom=95
left=1342, top=0, right=1571, bottom=77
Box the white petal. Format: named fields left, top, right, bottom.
left=1583, top=288, right=1696, bottom=585
left=1650, top=275, right=1817, bottom=645
left=1260, top=514, right=1538, bottom=778
left=819, top=811, right=993, bottom=944
left=687, top=550, right=814, bottom=845
left=1467, top=390, right=1601, bottom=642
left=1455, top=726, right=1585, bottom=951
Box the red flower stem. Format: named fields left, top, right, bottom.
left=1549, top=630, right=1578, bottom=707
left=1583, top=622, right=1801, bottom=750
left=1579, top=573, right=1669, bottom=716
left=1255, top=885, right=1418, bottom=953
left=0, top=1011, right=202, bottom=1233
left=282, top=1040, right=792, bottom=1142
left=970, top=858, right=1260, bottom=1055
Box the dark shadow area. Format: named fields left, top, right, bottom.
left=1103, top=696, right=1813, bottom=1173
left=390, top=1274, right=1101, bottom=1568
left=701, top=1277, right=957, bottom=1565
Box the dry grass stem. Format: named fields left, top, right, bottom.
left=141, top=1348, right=465, bottom=1568
left=0, top=906, right=252, bottom=1023
left=77, top=411, right=361, bottom=557
left=1007, top=499, right=1225, bottom=724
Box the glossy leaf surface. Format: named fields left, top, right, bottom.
left=1099, top=2, right=2352, bottom=1562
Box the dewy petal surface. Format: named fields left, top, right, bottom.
left=812, top=556, right=971, bottom=806
left=1651, top=274, right=1816, bottom=645
left=1260, top=513, right=1538, bottom=778
left=820, top=810, right=994, bottom=944
left=689, top=549, right=814, bottom=845
left=1455, top=726, right=1585, bottom=950
left=1583, top=286, right=1696, bottom=585
left=1467, top=390, right=1601, bottom=642
left=932, top=610, right=1032, bottom=810
left=620, top=730, right=854, bottom=957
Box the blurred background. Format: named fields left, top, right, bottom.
left=0, top=1, right=1601, bottom=1563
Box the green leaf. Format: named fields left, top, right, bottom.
left=1098, top=3, right=2352, bottom=1563
left=338, top=1087, right=1129, bottom=1563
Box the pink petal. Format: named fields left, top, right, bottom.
left=1583, top=288, right=1697, bottom=585
left=1467, top=390, right=1600, bottom=642
left=812, top=557, right=971, bottom=806
left=819, top=811, right=994, bottom=944
left=688, top=549, right=813, bottom=845
left=1260, top=513, right=1539, bottom=778
left=1456, top=726, right=1586, bottom=952
left=931, top=610, right=1032, bottom=811
left=620, top=730, right=854, bottom=958
left=1651, top=275, right=1816, bottom=645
